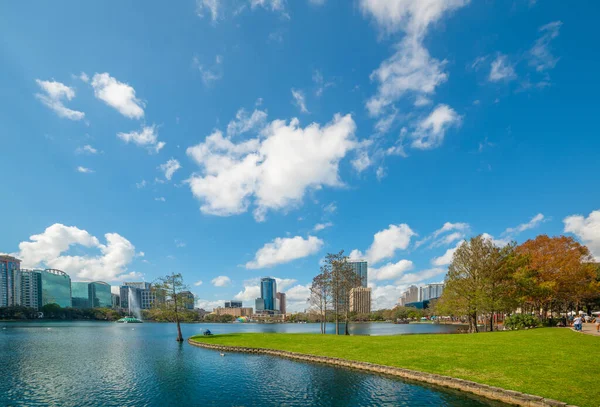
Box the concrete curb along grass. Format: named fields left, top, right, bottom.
left=188, top=338, right=577, bottom=407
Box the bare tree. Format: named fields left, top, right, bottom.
left=309, top=268, right=330, bottom=334
left=326, top=251, right=361, bottom=335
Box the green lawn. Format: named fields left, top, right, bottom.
left=190, top=328, right=599, bottom=407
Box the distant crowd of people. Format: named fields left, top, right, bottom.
left=570, top=314, right=600, bottom=333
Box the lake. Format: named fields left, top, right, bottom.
left=0, top=321, right=506, bottom=406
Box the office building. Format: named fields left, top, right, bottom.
left=419, top=283, right=444, bottom=301
left=349, top=287, right=371, bottom=314
left=41, top=269, right=72, bottom=308
left=20, top=269, right=42, bottom=310
left=349, top=260, right=368, bottom=288
left=89, top=282, right=112, bottom=308
left=255, top=277, right=278, bottom=314
left=276, top=292, right=286, bottom=314
left=122, top=282, right=157, bottom=310
left=72, top=282, right=90, bottom=308
left=179, top=291, right=195, bottom=310
left=0, top=255, right=21, bottom=307
left=214, top=306, right=253, bottom=317
left=111, top=293, right=120, bottom=308
left=225, top=300, right=243, bottom=308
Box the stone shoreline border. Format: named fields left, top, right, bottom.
left=188, top=338, right=576, bottom=407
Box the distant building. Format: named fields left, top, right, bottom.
left=121, top=282, right=157, bottom=310
left=405, top=285, right=419, bottom=303
left=179, top=291, right=195, bottom=310
left=349, top=260, right=368, bottom=288
left=0, top=255, right=21, bottom=307
left=111, top=293, right=120, bottom=308
left=349, top=287, right=371, bottom=314
left=214, top=307, right=253, bottom=317
left=225, top=300, right=243, bottom=308
left=20, top=269, right=42, bottom=310
left=71, top=281, right=112, bottom=308
left=255, top=277, right=278, bottom=315
left=41, top=269, right=72, bottom=308
left=72, top=282, right=90, bottom=308
left=276, top=292, right=286, bottom=314
left=419, top=283, right=444, bottom=301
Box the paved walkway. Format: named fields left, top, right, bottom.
left=573, top=323, right=600, bottom=336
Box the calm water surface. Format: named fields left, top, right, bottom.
left=0, top=321, right=505, bottom=406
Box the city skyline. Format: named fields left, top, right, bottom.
left=1, top=1, right=599, bottom=313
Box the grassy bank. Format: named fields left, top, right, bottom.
left=190, top=328, right=598, bottom=407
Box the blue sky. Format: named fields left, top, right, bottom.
left=1, top=0, right=599, bottom=311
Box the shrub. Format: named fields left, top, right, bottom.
left=504, top=314, right=542, bottom=330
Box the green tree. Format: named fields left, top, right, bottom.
left=152, top=273, right=188, bottom=342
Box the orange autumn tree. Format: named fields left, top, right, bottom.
left=515, top=235, right=597, bottom=319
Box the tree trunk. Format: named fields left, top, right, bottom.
left=173, top=275, right=183, bottom=342
left=469, top=312, right=479, bottom=333
left=489, top=312, right=494, bottom=332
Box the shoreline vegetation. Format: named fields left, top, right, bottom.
left=190, top=328, right=599, bottom=407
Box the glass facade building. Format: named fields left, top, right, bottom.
left=225, top=301, right=243, bottom=308
left=349, top=261, right=368, bottom=288
left=71, top=282, right=90, bottom=308
left=20, top=269, right=42, bottom=310
left=0, top=255, right=21, bottom=307
left=41, top=269, right=72, bottom=308
left=257, top=277, right=277, bottom=313
left=89, top=282, right=112, bottom=308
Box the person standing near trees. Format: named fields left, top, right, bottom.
left=573, top=315, right=582, bottom=331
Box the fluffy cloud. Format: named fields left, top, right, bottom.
left=410, top=104, right=461, bottom=149
left=369, top=267, right=446, bottom=309
left=193, top=55, right=223, bottom=85
left=18, top=223, right=137, bottom=282
left=211, top=275, right=232, bottom=287
left=226, top=108, right=268, bottom=136
left=291, top=89, right=309, bottom=113
left=351, top=223, right=415, bottom=265
left=117, top=125, right=165, bottom=153
left=77, top=166, right=94, bottom=174
left=502, top=213, right=546, bottom=236
left=194, top=280, right=203, bottom=286
left=186, top=113, right=357, bottom=220
left=196, top=0, right=219, bottom=21
left=370, top=259, right=414, bottom=281
left=529, top=21, right=562, bottom=72
left=285, top=284, right=311, bottom=312
left=196, top=298, right=226, bottom=310
left=360, top=0, right=467, bottom=118
left=431, top=241, right=461, bottom=266
left=159, top=158, right=182, bottom=181
left=75, top=145, right=98, bottom=155
left=415, top=221, right=469, bottom=248
left=564, top=209, right=600, bottom=261
left=246, top=235, right=324, bottom=269
left=489, top=54, right=516, bottom=82
left=251, top=0, right=285, bottom=12
left=35, top=79, right=85, bottom=120
left=234, top=284, right=261, bottom=301
left=91, top=73, right=145, bottom=119
left=313, top=222, right=333, bottom=232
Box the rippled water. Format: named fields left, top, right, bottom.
left=0, top=322, right=505, bottom=406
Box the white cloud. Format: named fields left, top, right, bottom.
left=76, top=145, right=98, bottom=155
left=370, top=259, right=414, bottom=281
left=480, top=233, right=511, bottom=248
left=77, top=166, right=94, bottom=174
left=18, top=223, right=137, bottom=282
left=91, top=73, right=145, bottom=119
left=186, top=113, right=357, bottom=220
left=308, top=0, right=325, bottom=5
left=285, top=284, right=311, bottom=312
left=136, top=180, right=147, bottom=189
left=396, top=267, right=446, bottom=285
left=117, top=125, right=165, bottom=153
left=291, top=89, right=309, bottom=113
left=159, top=158, right=182, bottom=181
left=352, top=151, right=372, bottom=173
left=196, top=298, right=226, bottom=310
left=416, top=221, right=469, bottom=248
left=196, top=0, right=219, bottom=21
left=35, top=79, right=85, bottom=120
left=414, top=95, right=432, bottom=107
left=370, top=267, right=447, bottom=309
left=234, top=284, right=261, bottom=301
left=194, top=280, right=203, bottom=286
left=503, top=213, right=546, bottom=236
left=489, top=54, right=516, bottom=82
left=351, top=223, right=416, bottom=265
left=246, top=235, right=324, bottom=269
left=193, top=55, right=223, bottom=85
left=175, top=239, right=186, bottom=248
left=250, top=0, right=286, bottom=12
left=529, top=21, right=562, bottom=72
left=313, top=222, right=333, bottom=232
left=212, top=275, right=232, bottom=287
left=78, top=72, right=89, bottom=83
left=410, top=104, right=461, bottom=150
left=431, top=241, right=461, bottom=266
left=564, top=209, right=600, bottom=261
left=155, top=197, right=166, bottom=202
left=226, top=108, right=268, bottom=136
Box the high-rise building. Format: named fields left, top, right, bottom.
left=405, top=285, right=419, bottom=303
left=41, top=269, right=72, bottom=308
left=349, top=260, right=368, bottom=288
left=72, top=282, right=90, bottom=308
left=225, top=300, right=243, bottom=308
left=349, top=287, right=371, bottom=314
left=276, top=292, right=286, bottom=314
left=0, top=255, right=21, bottom=307
left=89, top=282, right=112, bottom=308
left=122, top=282, right=156, bottom=309
left=214, top=307, right=253, bottom=317
left=420, top=283, right=444, bottom=301
left=111, top=293, right=120, bottom=308
left=255, top=277, right=278, bottom=314
left=179, top=291, right=195, bottom=310
left=20, top=269, right=42, bottom=310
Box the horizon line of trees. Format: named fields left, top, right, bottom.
left=436, top=234, right=600, bottom=333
